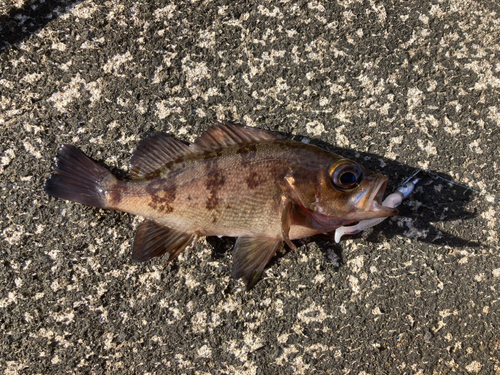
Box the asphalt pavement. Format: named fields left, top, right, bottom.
left=1, top=0, right=499, bottom=373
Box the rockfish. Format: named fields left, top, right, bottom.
left=45, top=122, right=397, bottom=288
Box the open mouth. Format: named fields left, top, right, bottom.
left=365, top=176, right=398, bottom=217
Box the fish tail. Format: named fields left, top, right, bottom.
left=44, top=144, right=116, bottom=209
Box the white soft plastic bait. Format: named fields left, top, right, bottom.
left=334, top=177, right=420, bottom=243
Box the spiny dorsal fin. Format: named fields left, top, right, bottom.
left=231, top=236, right=282, bottom=290
left=132, top=220, right=198, bottom=262
left=192, top=122, right=285, bottom=152
left=130, top=132, right=197, bottom=178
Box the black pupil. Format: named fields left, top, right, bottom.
left=340, top=171, right=357, bottom=185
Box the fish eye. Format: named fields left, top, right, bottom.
left=329, top=162, right=363, bottom=190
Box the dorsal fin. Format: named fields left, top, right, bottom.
left=192, top=122, right=285, bottom=152
left=130, top=131, right=197, bottom=178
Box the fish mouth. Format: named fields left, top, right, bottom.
left=298, top=175, right=398, bottom=232
left=359, top=175, right=398, bottom=218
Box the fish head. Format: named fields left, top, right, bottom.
left=284, top=156, right=397, bottom=231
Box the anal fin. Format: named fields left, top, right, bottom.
left=132, top=221, right=198, bottom=262
left=231, top=237, right=282, bottom=290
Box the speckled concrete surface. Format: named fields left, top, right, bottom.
left=1, top=0, right=500, bottom=374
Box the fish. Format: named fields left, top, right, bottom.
left=44, top=122, right=397, bottom=289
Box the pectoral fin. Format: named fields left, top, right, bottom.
left=132, top=221, right=198, bottom=262
left=280, top=197, right=298, bottom=251
left=231, top=237, right=282, bottom=289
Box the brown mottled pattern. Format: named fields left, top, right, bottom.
left=143, top=178, right=177, bottom=214
left=205, top=170, right=226, bottom=210
left=107, top=180, right=130, bottom=208
left=236, top=143, right=258, bottom=157
left=148, top=186, right=176, bottom=214
left=246, top=171, right=268, bottom=190
left=108, top=187, right=122, bottom=206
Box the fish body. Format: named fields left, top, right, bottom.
left=45, top=123, right=396, bottom=288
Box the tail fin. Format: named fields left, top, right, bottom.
left=44, top=144, right=115, bottom=208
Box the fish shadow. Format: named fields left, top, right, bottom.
left=207, top=236, right=235, bottom=260
left=206, top=236, right=319, bottom=288
left=301, top=136, right=479, bottom=249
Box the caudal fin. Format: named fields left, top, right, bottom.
left=44, top=144, right=115, bottom=208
